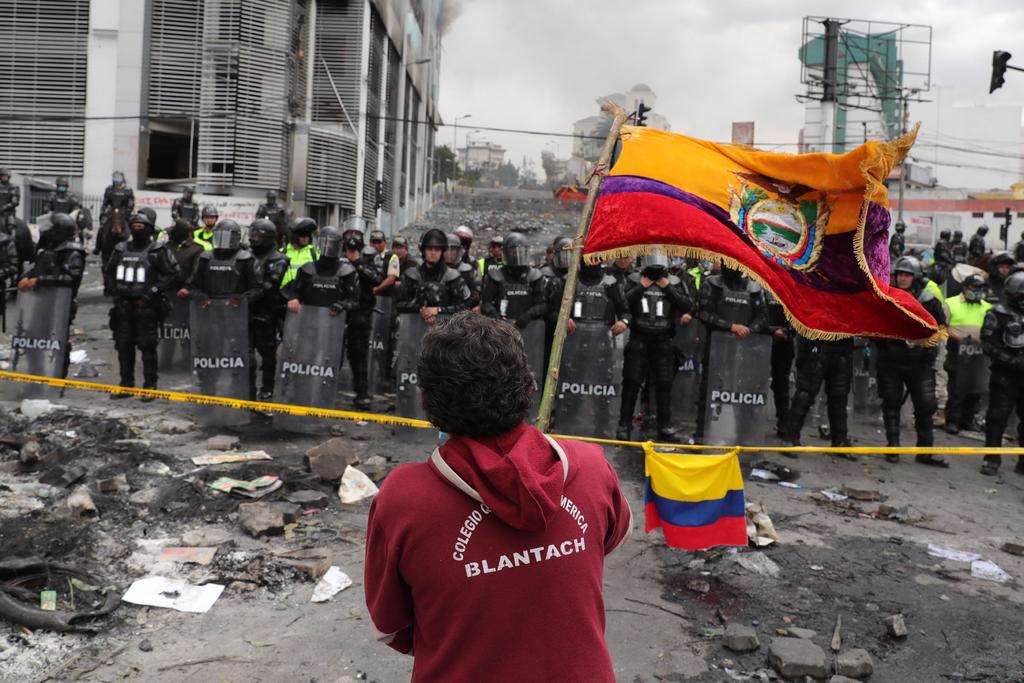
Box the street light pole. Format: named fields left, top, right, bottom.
left=453, top=114, right=472, bottom=191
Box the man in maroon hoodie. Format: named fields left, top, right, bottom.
left=364, top=311, right=632, bottom=682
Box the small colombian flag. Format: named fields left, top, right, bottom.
left=644, top=445, right=747, bottom=551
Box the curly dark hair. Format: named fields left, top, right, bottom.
left=417, top=311, right=534, bottom=437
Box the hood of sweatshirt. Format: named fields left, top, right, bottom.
left=430, top=422, right=571, bottom=532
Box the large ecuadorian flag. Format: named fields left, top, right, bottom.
left=584, top=125, right=942, bottom=344
left=644, top=445, right=747, bottom=551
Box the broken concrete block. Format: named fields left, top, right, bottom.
left=65, top=486, right=98, bottom=517
left=205, top=434, right=240, bottom=451
left=835, top=648, right=873, bottom=679
left=1001, top=540, right=1024, bottom=557
left=768, top=637, right=827, bottom=680
left=39, top=465, right=87, bottom=488
left=273, top=548, right=334, bottom=580
left=284, top=490, right=330, bottom=508
left=729, top=551, right=780, bottom=578
left=129, top=487, right=161, bottom=506
left=180, top=528, right=235, bottom=548
left=360, top=455, right=390, bottom=481
left=304, top=438, right=359, bottom=482
left=722, top=623, right=760, bottom=652
left=21, top=398, right=59, bottom=420
left=138, top=461, right=171, bottom=476
left=841, top=481, right=881, bottom=502
left=157, top=418, right=194, bottom=434
left=785, top=627, right=817, bottom=640
left=884, top=614, right=907, bottom=638
left=238, top=502, right=300, bottom=537
left=96, top=474, right=130, bottom=493
left=19, top=440, right=41, bottom=465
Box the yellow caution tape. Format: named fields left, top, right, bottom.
left=2, top=370, right=1023, bottom=456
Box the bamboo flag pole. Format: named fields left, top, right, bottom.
left=536, top=101, right=628, bottom=433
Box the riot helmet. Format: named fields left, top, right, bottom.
left=962, top=273, right=986, bottom=302
left=139, top=207, right=157, bottom=226
left=212, top=219, right=242, bottom=251
left=48, top=213, right=77, bottom=245
left=552, top=236, right=573, bottom=270
left=201, top=204, right=219, bottom=228
left=641, top=251, right=670, bottom=279
left=112, top=171, right=125, bottom=188
left=454, top=225, right=473, bottom=250
left=894, top=221, right=906, bottom=234
left=129, top=212, right=155, bottom=244
left=290, top=216, right=317, bottom=243
left=56, top=176, right=68, bottom=193
left=0, top=168, right=9, bottom=182
left=420, top=228, right=447, bottom=266
left=952, top=230, right=963, bottom=242
left=502, top=232, right=530, bottom=267
left=939, top=229, right=951, bottom=241
left=167, top=220, right=192, bottom=245
left=445, top=233, right=463, bottom=266
left=248, top=219, right=278, bottom=256
left=989, top=250, right=1015, bottom=280
left=721, top=265, right=747, bottom=288
left=1004, top=272, right=1024, bottom=313
left=266, top=190, right=277, bottom=205
left=978, top=225, right=989, bottom=236
left=183, top=186, right=194, bottom=201
left=318, top=226, right=343, bottom=259
left=892, top=255, right=924, bottom=279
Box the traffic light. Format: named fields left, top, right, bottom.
left=636, top=101, right=651, bottom=127
left=1002, top=207, right=1013, bottom=246
left=991, top=51, right=1012, bottom=93
left=374, top=180, right=385, bottom=210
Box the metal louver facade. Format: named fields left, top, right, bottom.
left=0, top=0, right=90, bottom=176
left=149, top=0, right=205, bottom=118
left=361, top=5, right=385, bottom=219
left=198, top=0, right=294, bottom=190
left=381, top=39, right=399, bottom=211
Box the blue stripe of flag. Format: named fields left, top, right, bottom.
left=644, top=478, right=745, bottom=528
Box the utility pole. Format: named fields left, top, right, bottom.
left=897, top=93, right=906, bottom=225
left=452, top=114, right=471, bottom=191
left=820, top=18, right=840, bottom=153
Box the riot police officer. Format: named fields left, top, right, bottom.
left=951, top=230, right=968, bottom=264
left=934, top=229, right=954, bottom=282
left=969, top=225, right=989, bottom=262
left=249, top=219, right=290, bottom=400
left=194, top=205, right=218, bottom=251
left=0, top=167, right=20, bottom=229
left=606, top=256, right=634, bottom=288
left=171, top=187, right=199, bottom=227
left=783, top=336, right=856, bottom=456
left=889, top=221, right=906, bottom=264
left=694, top=265, right=768, bottom=440
left=343, top=231, right=383, bottom=408
left=284, top=226, right=358, bottom=312
left=542, top=236, right=573, bottom=360
left=103, top=213, right=181, bottom=398
left=454, top=225, right=474, bottom=267
left=17, top=213, right=86, bottom=377
left=616, top=252, right=692, bottom=441
left=97, top=171, right=135, bottom=262
left=256, top=190, right=290, bottom=246
left=397, top=229, right=471, bottom=326
left=765, top=292, right=795, bottom=438
left=875, top=256, right=948, bottom=466
left=280, top=217, right=318, bottom=288
left=166, top=220, right=204, bottom=282
left=980, top=271, right=1024, bottom=476
left=943, top=273, right=992, bottom=434
left=478, top=235, right=504, bottom=278
left=46, top=177, right=80, bottom=215
left=180, top=219, right=262, bottom=304
left=986, top=251, right=1015, bottom=304
left=480, top=232, right=546, bottom=328
left=445, top=232, right=480, bottom=308
left=1014, top=236, right=1024, bottom=264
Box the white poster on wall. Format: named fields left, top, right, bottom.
left=134, top=191, right=262, bottom=228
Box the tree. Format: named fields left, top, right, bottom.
left=541, top=149, right=560, bottom=184
left=434, top=144, right=458, bottom=183
left=494, top=161, right=520, bottom=188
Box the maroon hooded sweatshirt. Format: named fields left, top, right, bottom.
left=364, top=423, right=632, bottom=682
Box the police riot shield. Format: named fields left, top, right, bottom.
left=157, top=297, right=191, bottom=373
left=702, top=331, right=772, bottom=458
left=395, top=313, right=429, bottom=441
left=5, top=287, right=72, bottom=399
left=671, top=320, right=705, bottom=426
left=273, top=306, right=346, bottom=434
left=850, top=340, right=878, bottom=416
left=953, top=339, right=990, bottom=396
left=554, top=321, right=624, bottom=438
left=367, top=295, right=393, bottom=395
left=522, top=320, right=547, bottom=420
left=189, top=299, right=251, bottom=427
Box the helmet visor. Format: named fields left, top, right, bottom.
left=319, top=234, right=342, bottom=258
left=503, top=244, right=530, bottom=267
left=213, top=228, right=240, bottom=250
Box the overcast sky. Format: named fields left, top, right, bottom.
left=439, top=0, right=1024, bottom=186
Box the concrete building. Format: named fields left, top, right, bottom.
left=458, top=137, right=505, bottom=172
left=0, top=0, right=443, bottom=233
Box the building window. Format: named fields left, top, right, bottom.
left=971, top=212, right=985, bottom=218
left=1017, top=212, right=1024, bottom=219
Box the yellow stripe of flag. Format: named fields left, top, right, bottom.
left=644, top=444, right=744, bottom=503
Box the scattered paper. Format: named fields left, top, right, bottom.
left=159, top=547, right=218, bottom=565
left=208, top=475, right=282, bottom=498
left=338, top=466, right=379, bottom=504
left=819, top=489, right=849, bottom=503
left=971, top=559, right=1011, bottom=583
left=311, top=566, right=353, bottom=603
left=192, top=450, right=273, bottom=466
left=750, top=468, right=779, bottom=482
left=122, top=576, right=224, bottom=613
left=778, top=481, right=801, bottom=489
left=69, top=349, right=89, bottom=364
left=927, top=543, right=981, bottom=563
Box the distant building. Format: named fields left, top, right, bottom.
left=566, top=83, right=671, bottom=183
left=458, top=138, right=506, bottom=172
